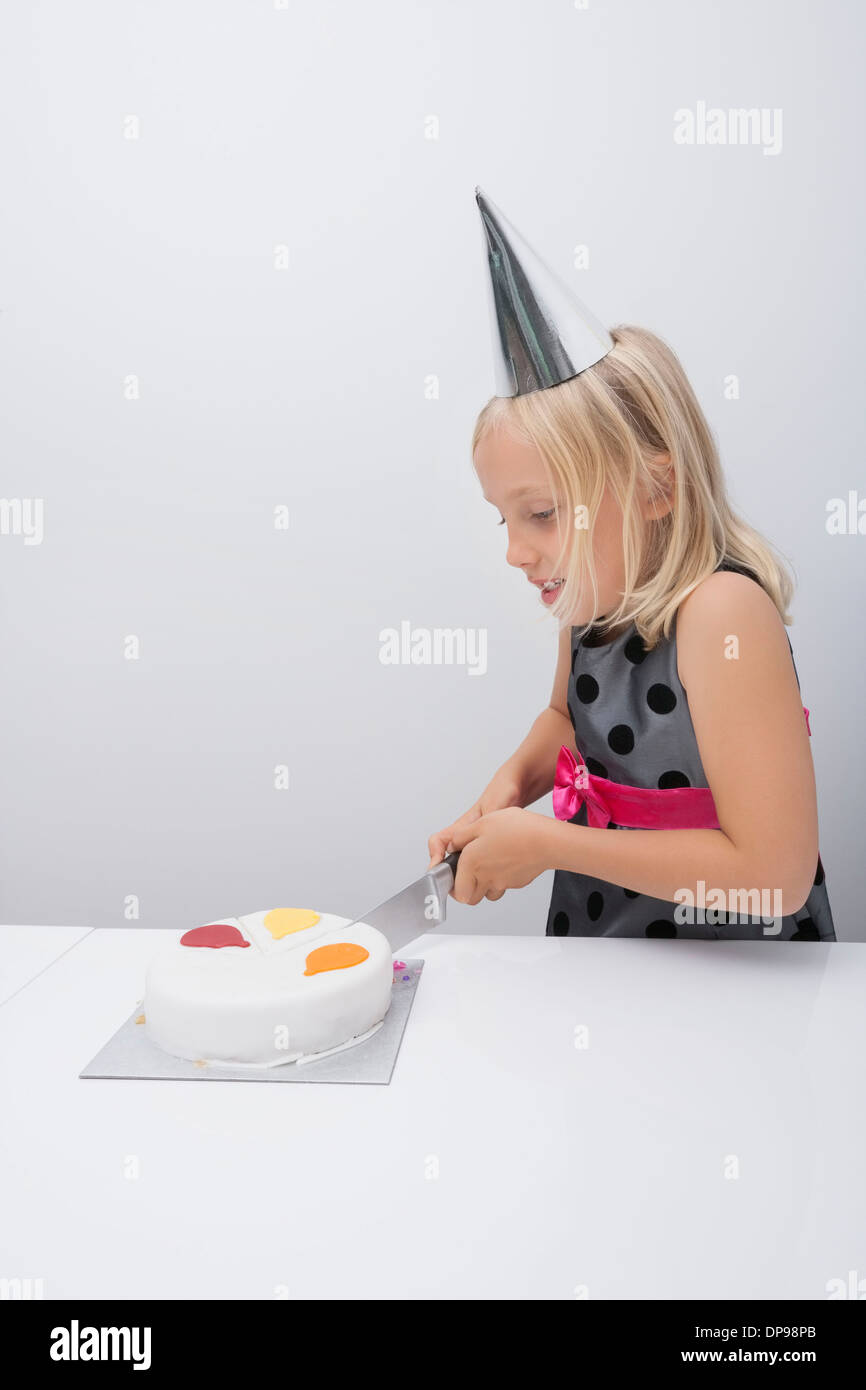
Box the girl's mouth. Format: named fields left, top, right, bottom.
left=537, top=578, right=564, bottom=605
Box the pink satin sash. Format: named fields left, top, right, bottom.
left=552, top=707, right=811, bottom=830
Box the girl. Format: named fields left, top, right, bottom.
left=426, top=195, right=834, bottom=939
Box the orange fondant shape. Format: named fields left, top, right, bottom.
left=181, top=923, right=250, bottom=949
left=263, top=907, right=321, bottom=939
left=304, top=942, right=369, bottom=975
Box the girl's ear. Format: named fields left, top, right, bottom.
left=641, top=452, right=675, bottom=520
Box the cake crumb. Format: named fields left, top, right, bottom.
left=193, top=1059, right=208, bottom=1068
left=135, top=1013, right=146, bottom=1025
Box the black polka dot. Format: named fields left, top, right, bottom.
left=658, top=770, right=690, bottom=789
left=814, top=856, right=824, bottom=887
left=791, top=918, right=820, bottom=941
left=608, top=724, right=635, bottom=755
left=587, top=892, right=604, bottom=922
left=575, top=673, right=599, bottom=704
left=645, top=920, right=678, bottom=937
left=624, top=888, right=640, bottom=899
left=586, top=757, right=608, bottom=778
left=647, top=683, right=677, bottom=715
left=624, top=634, right=647, bottom=665
left=551, top=911, right=570, bottom=937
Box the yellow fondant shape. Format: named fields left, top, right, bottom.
left=263, top=908, right=321, bottom=939
left=304, top=942, right=369, bottom=976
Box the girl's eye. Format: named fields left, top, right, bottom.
left=497, top=509, right=555, bottom=525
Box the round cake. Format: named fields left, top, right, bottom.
left=144, top=908, right=394, bottom=1068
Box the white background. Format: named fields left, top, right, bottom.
left=0, top=0, right=860, bottom=937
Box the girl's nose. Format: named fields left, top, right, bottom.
left=505, top=535, right=538, bottom=570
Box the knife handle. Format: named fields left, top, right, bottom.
left=427, top=849, right=461, bottom=924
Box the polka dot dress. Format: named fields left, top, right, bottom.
left=544, top=563, right=836, bottom=941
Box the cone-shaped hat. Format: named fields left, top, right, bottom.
left=475, top=186, right=613, bottom=398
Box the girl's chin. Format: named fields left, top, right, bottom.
left=542, top=592, right=606, bottom=627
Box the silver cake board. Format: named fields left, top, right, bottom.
left=79, top=960, right=424, bottom=1085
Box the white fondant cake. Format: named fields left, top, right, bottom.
left=144, top=909, right=394, bottom=1068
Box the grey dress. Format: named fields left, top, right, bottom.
left=544, top=562, right=836, bottom=941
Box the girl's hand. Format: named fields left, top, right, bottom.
left=427, top=802, right=483, bottom=872
left=446, top=807, right=553, bottom=905
left=426, top=772, right=523, bottom=872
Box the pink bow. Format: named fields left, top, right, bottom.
left=552, top=744, right=722, bottom=830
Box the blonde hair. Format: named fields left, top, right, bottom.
left=471, top=324, right=794, bottom=649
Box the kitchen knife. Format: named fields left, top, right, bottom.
left=335, top=850, right=461, bottom=956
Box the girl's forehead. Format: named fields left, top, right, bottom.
left=475, top=426, right=546, bottom=488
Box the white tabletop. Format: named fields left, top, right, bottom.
left=0, top=926, right=863, bottom=1300
left=0, top=924, right=94, bottom=1006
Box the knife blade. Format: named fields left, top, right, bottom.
left=333, top=850, right=460, bottom=956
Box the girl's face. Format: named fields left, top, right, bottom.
left=474, top=423, right=627, bottom=626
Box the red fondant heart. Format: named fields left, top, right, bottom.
left=180, top=923, right=250, bottom=949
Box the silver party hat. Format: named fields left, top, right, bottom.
left=475, top=186, right=613, bottom=397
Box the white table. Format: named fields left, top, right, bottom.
left=0, top=926, right=863, bottom=1299
left=0, top=925, right=94, bottom=1005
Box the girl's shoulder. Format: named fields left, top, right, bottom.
left=675, top=564, right=789, bottom=694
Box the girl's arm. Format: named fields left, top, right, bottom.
left=543, top=571, right=819, bottom=916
